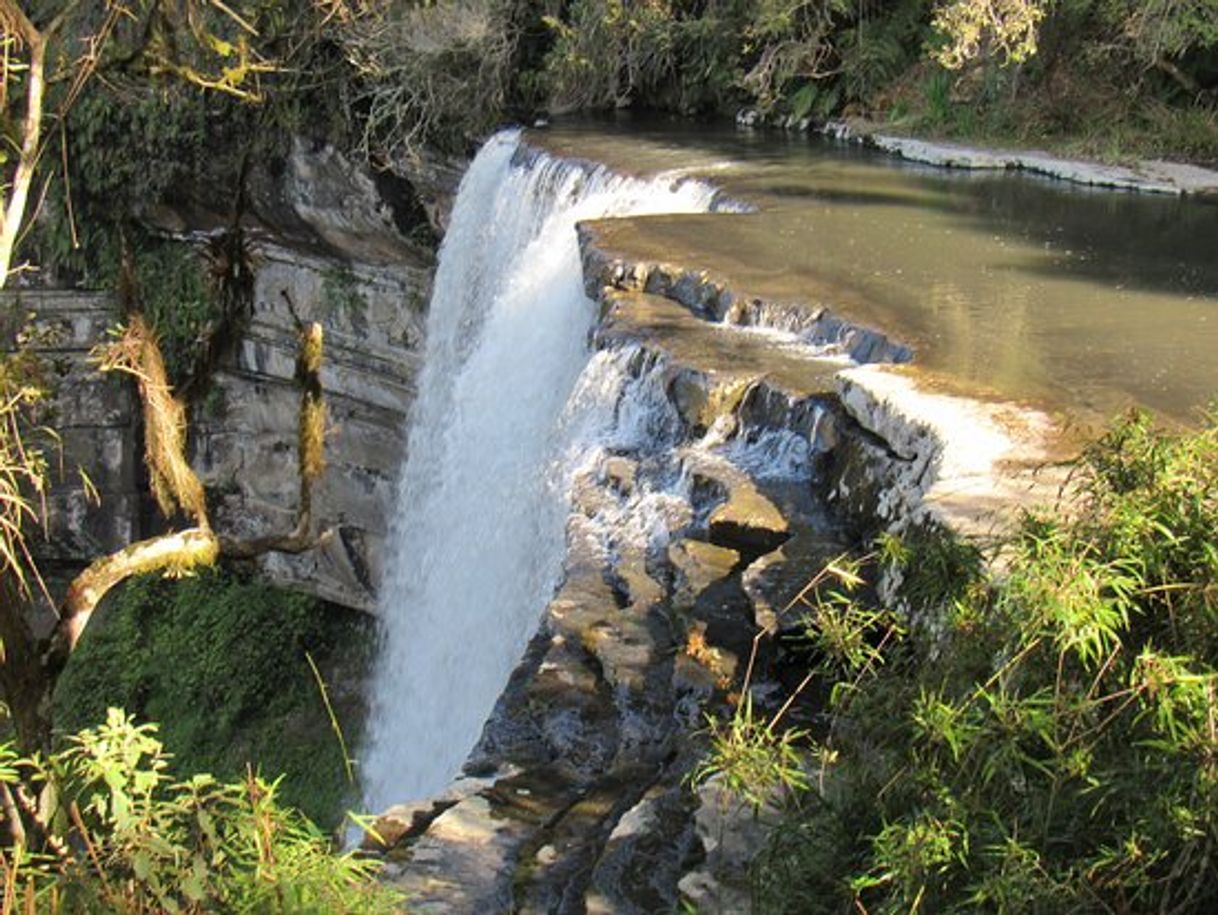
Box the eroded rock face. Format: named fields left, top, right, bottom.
left=9, top=290, right=142, bottom=629
left=370, top=153, right=1071, bottom=909
left=193, top=242, right=428, bottom=612
left=16, top=140, right=445, bottom=614
left=370, top=248, right=854, bottom=911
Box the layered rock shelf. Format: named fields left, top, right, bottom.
left=13, top=141, right=438, bottom=614
left=815, top=118, right=1218, bottom=197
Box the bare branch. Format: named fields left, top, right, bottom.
left=59, top=527, right=220, bottom=650
left=0, top=1, right=48, bottom=287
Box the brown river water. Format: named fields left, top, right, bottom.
left=533, top=116, right=1218, bottom=426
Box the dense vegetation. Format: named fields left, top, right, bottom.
left=4, top=0, right=1217, bottom=909
left=0, top=710, right=401, bottom=912
left=54, top=570, right=374, bottom=830
left=533, top=0, right=1218, bottom=160
left=697, top=412, right=1218, bottom=912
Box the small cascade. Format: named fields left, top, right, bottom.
left=360, top=130, right=723, bottom=812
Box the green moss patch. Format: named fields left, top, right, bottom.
left=54, top=568, right=375, bottom=830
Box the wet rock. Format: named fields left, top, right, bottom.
left=683, top=453, right=790, bottom=556
left=365, top=776, right=493, bottom=851
left=384, top=793, right=524, bottom=913
left=669, top=538, right=740, bottom=610
left=587, top=781, right=700, bottom=914
left=743, top=530, right=851, bottom=632
left=602, top=455, right=637, bottom=496
left=678, top=776, right=787, bottom=915
left=832, top=364, right=1068, bottom=541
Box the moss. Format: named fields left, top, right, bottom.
left=53, top=568, right=375, bottom=830
left=320, top=265, right=370, bottom=337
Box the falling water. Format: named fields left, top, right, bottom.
left=361, top=130, right=722, bottom=811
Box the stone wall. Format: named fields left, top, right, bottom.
left=10, top=139, right=450, bottom=614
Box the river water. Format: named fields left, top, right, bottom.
left=538, top=117, right=1218, bottom=425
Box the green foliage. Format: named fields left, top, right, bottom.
left=931, top=0, right=1048, bottom=70
left=693, top=556, right=900, bottom=812
left=132, top=238, right=219, bottom=388
left=24, top=1, right=365, bottom=284
left=2, top=709, right=400, bottom=912
left=34, top=87, right=244, bottom=282
left=320, top=265, right=370, bottom=337
left=53, top=570, right=375, bottom=830
left=726, top=413, right=1218, bottom=913
left=539, top=0, right=682, bottom=112
left=691, top=693, right=810, bottom=810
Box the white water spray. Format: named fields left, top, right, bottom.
left=361, top=130, right=721, bottom=811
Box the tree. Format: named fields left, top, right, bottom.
left=0, top=0, right=312, bottom=288
left=0, top=0, right=341, bottom=777
left=930, top=0, right=1048, bottom=69
left=0, top=293, right=332, bottom=753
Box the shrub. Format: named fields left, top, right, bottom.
left=1, top=709, right=401, bottom=913
left=706, top=412, right=1218, bottom=913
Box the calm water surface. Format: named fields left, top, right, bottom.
left=534, top=117, right=1218, bottom=424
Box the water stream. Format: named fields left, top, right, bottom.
left=360, top=131, right=722, bottom=811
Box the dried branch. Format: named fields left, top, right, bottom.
left=92, top=316, right=210, bottom=529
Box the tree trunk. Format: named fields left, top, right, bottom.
left=0, top=3, right=48, bottom=288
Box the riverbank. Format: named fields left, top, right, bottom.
left=733, top=110, right=1218, bottom=196
left=819, top=117, right=1218, bottom=196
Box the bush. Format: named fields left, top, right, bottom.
left=1, top=709, right=400, bottom=913
left=707, top=412, right=1218, bottom=913
left=343, top=0, right=518, bottom=158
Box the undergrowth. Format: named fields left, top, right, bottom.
left=697, top=411, right=1218, bottom=913
left=0, top=710, right=399, bottom=913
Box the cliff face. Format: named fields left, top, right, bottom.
left=19, top=140, right=454, bottom=614
left=193, top=242, right=426, bottom=612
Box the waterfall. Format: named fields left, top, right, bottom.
left=361, top=130, right=722, bottom=811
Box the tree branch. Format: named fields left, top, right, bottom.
left=0, top=2, right=48, bottom=287
left=58, top=527, right=220, bottom=651
left=58, top=320, right=330, bottom=652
